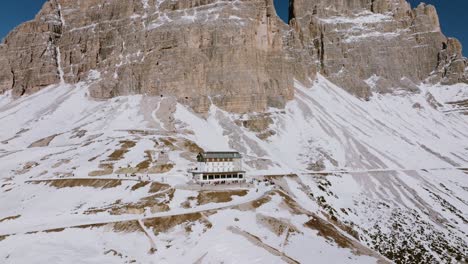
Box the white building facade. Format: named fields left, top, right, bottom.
left=191, top=152, right=246, bottom=183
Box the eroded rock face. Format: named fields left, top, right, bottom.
left=289, top=0, right=467, bottom=98
left=0, top=45, right=13, bottom=95
left=1, top=1, right=63, bottom=97
left=0, top=0, right=466, bottom=109
left=434, top=38, right=468, bottom=85
left=1, top=0, right=303, bottom=113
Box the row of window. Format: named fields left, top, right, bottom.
left=205, top=169, right=235, bottom=172
left=202, top=174, right=244, bottom=180
left=205, top=163, right=234, bottom=167
left=204, top=158, right=235, bottom=162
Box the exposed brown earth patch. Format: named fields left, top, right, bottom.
left=115, top=167, right=138, bottom=174
left=160, top=137, right=177, bottom=150
left=269, top=176, right=362, bottom=242
left=0, top=215, right=20, bottom=223
left=274, top=190, right=310, bottom=215
left=108, top=149, right=129, bottom=161
left=28, top=134, right=59, bottom=148
left=127, top=192, right=173, bottom=214
left=257, top=130, right=277, bottom=140
left=52, top=159, right=71, bottom=169
left=74, top=223, right=107, bottom=230
left=236, top=115, right=273, bottom=133
left=181, top=139, right=204, bottom=153
left=44, top=228, right=66, bottom=233
left=148, top=163, right=174, bottom=174
left=305, top=216, right=354, bottom=249
left=131, top=181, right=150, bottom=191
left=149, top=182, right=170, bottom=193
left=136, top=150, right=153, bottom=172
left=112, top=220, right=144, bottom=233
left=257, top=214, right=301, bottom=237
left=14, top=161, right=39, bottom=175
left=53, top=171, right=74, bottom=178
left=86, top=196, right=171, bottom=216
left=143, top=212, right=212, bottom=235
left=110, top=151, right=172, bottom=174
left=107, top=140, right=136, bottom=161
left=31, top=179, right=122, bottom=189
left=304, top=216, right=383, bottom=260
left=120, top=140, right=137, bottom=148
left=10, top=223, right=108, bottom=236
left=197, top=190, right=248, bottom=205
left=235, top=193, right=272, bottom=211
left=86, top=184, right=174, bottom=215
left=89, top=163, right=114, bottom=176
left=9, top=213, right=211, bottom=239
left=236, top=114, right=276, bottom=139
left=180, top=196, right=197, bottom=209
left=35, top=221, right=141, bottom=234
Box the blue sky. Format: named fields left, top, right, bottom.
left=1, top=0, right=466, bottom=56
left=0, top=1, right=45, bottom=41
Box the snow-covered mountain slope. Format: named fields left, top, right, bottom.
left=0, top=76, right=467, bottom=263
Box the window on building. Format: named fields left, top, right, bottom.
left=232, top=174, right=238, bottom=178
left=221, top=175, right=226, bottom=179
left=209, top=175, right=214, bottom=180
left=203, top=175, right=207, bottom=180
left=215, top=175, right=220, bottom=179
left=239, top=174, right=244, bottom=179
left=227, top=174, right=232, bottom=178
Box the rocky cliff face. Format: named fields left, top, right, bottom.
left=289, top=0, right=468, bottom=98
left=0, top=0, right=466, bottom=109
left=0, top=0, right=300, bottom=113
left=0, top=1, right=63, bottom=96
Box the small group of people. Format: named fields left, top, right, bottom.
left=115, top=174, right=155, bottom=182
left=200, top=180, right=246, bottom=186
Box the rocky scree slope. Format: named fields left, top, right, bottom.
left=0, top=0, right=467, bottom=110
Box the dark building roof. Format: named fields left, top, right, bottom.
left=198, top=151, right=242, bottom=159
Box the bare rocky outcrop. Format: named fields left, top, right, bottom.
left=28, top=134, right=59, bottom=148
left=1, top=0, right=300, bottom=113
left=0, top=0, right=466, bottom=108
left=0, top=45, right=13, bottom=95
left=434, top=38, right=468, bottom=85
left=1, top=1, right=64, bottom=97
left=289, top=0, right=467, bottom=98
